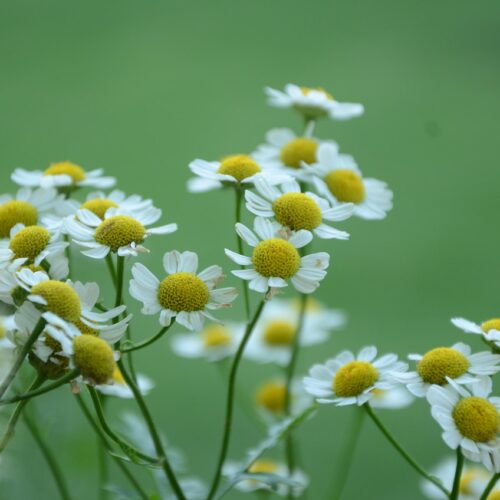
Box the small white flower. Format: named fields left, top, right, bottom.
left=65, top=206, right=177, bottom=258
left=452, top=317, right=500, bottom=351
left=393, top=343, right=500, bottom=397
left=369, top=386, right=414, bottom=410
left=129, top=250, right=238, bottom=331
left=310, top=143, right=393, bottom=220
left=245, top=177, right=353, bottom=240
left=303, top=346, right=407, bottom=406
left=95, top=367, right=153, bottom=398
left=170, top=322, right=244, bottom=362
left=265, top=83, right=364, bottom=121
left=225, top=217, right=329, bottom=295
left=427, top=378, right=500, bottom=472
left=187, top=154, right=290, bottom=193
left=11, top=161, right=115, bottom=190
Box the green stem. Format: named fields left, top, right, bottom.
left=450, top=448, right=464, bottom=500
left=114, top=255, right=125, bottom=309
left=480, top=473, right=499, bottom=500
left=121, top=323, right=173, bottom=353
left=0, top=369, right=79, bottom=405
left=75, top=393, right=150, bottom=500
left=23, top=409, right=72, bottom=500
left=105, top=254, right=117, bottom=288
left=0, top=317, right=46, bottom=399
left=98, top=396, right=109, bottom=500
left=364, top=404, right=449, bottom=496
left=64, top=234, right=73, bottom=280
left=206, top=297, right=267, bottom=500
left=235, top=187, right=251, bottom=321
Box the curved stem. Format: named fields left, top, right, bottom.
left=121, top=323, right=173, bottom=353
left=0, top=317, right=46, bottom=399
left=206, top=297, right=267, bottom=500
left=235, top=187, right=251, bottom=321
left=0, top=369, right=79, bottom=405
left=480, top=473, right=499, bottom=500
left=23, top=409, right=72, bottom=500
left=450, top=448, right=464, bottom=500
left=364, top=404, right=449, bottom=496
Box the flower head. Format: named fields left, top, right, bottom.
left=452, top=317, right=500, bottom=351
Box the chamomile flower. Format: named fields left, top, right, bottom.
left=427, top=378, right=500, bottom=472
left=369, top=386, right=414, bottom=410
left=452, top=317, right=500, bottom=351
left=225, top=217, right=329, bottom=294
left=392, top=343, right=500, bottom=397
left=0, top=187, right=63, bottom=239
left=187, top=154, right=290, bottom=193
left=170, top=322, right=244, bottom=362
left=95, top=366, right=153, bottom=398
left=65, top=206, right=177, bottom=258
left=244, top=298, right=346, bottom=365
left=12, top=161, right=115, bottom=191
left=310, top=143, right=393, bottom=220
left=265, top=83, right=364, bottom=121
left=129, top=250, right=238, bottom=331
left=303, top=346, right=407, bottom=406
left=245, top=177, right=353, bottom=240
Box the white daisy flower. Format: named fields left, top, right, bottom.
left=427, top=378, right=500, bottom=472
left=0, top=315, right=16, bottom=350
left=225, top=217, right=329, bottom=295
left=223, top=458, right=308, bottom=497
left=452, top=317, right=500, bottom=351
left=265, top=83, right=364, bottom=121
left=129, top=250, right=238, bottom=331
left=65, top=206, right=177, bottom=258
left=244, top=298, right=346, bottom=365
left=11, top=161, right=115, bottom=191
left=0, top=187, right=64, bottom=240
left=392, top=343, right=500, bottom=397
left=303, top=346, right=408, bottom=406
left=245, top=177, right=353, bottom=240
left=369, top=386, right=414, bottom=410
left=170, top=322, right=244, bottom=362
left=95, top=366, right=153, bottom=398
left=187, top=154, right=290, bottom=193
left=310, top=143, right=393, bottom=220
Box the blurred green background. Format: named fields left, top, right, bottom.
left=1, top=0, right=500, bottom=498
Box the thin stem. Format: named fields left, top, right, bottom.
left=105, top=254, right=117, bottom=288
left=480, top=473, right=499, bottom=500
left=121, top=323, right=173, bottom=353
left=206, top=297, right=267, bottom=500
left=0, top=369, right=79, bottom=405
left=75, top=393, right=150, bottom=500
left=0, top=317, right=46, bottom=399
left=114, top=255, right=125, bottom=309
left=23, top=409, right=72, bottom=500
left=116, top=359, right=186, bottom=499
left=235, top=187, right=251, bottom=321
left=98, top=396, right=109, bottom=500
left=64, top=234, right=73, bottom=280
left=364, top=404, right=449, bottom=496
left=450, top=448, right=464, bottom=500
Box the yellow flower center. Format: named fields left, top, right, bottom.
left=416, top=347, right=470, bottom=385
left=202, top=325, right=232, bottom=348
left=252, top=239, right=300, bottom=279
left=95, top=215, right=146, bottom=252
left=31, top=280, right=81, bottom=322
left=488, top=491, right=500, bottom=500
left=280, top=138, right=318, bottom=169
left=9, top=226, right=51, bottom=262
left=44, top=161, right=86, bottom=184
left=300, top=87, right=334, bottom=100
left=452, top=397, right=499, bottom=442
left=0, top=322, right=5, bottom=339
left=482, top=319, right=500, bottom=332
left=73, top=335, right=115, bottom=384
left=325, top=169, right=365, bottom=204
left=80, top=199, right=119, bottom=220
left=459, top=468, right=488, bottom=495
left=272, top=193, right=322, bottom=231
left=263, top=320, right=296, bottom=346
left=256, top=381, right=286, bottom=412
left=0, top=200, right=38, bottom=238
left=73, top=319, right=98, bottom=336
left=217, top=155, right=261, bottom=182
left=333, top=361, right=379, bottom=397
left=248, top=460, right=279, bottom=475
left=112, top=366, right=126, bottom=385
left=158, top=272, right=209, bottom=312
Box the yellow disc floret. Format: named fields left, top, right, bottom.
left=417, top=347, right=470, bottom=385
left=280, top=138, right=318, bottom=169
left=263, top=320, right=296, bottom=346
left=272, top=193, right=322, bottom=231
left=31, top=280, right=81, bottom=322
left=202, top=325, right=232, bottom=348
left=0, top=200, right=38, bottom=238
left=73, top=335, right=115, bottom=384
left=0, top=322, right=5, bottom=339
left=325, top=169, right=365, bottom=204
left=112, top=366, right=126, bottom=385
left=73, top=319, right=98, bottom=336
left=9, top=226, right=51, bottom=262
left=452, top=397, right=499, bottom=442
left=44, top=161, right=86, bottom=184
left=252, top=239, right=300, bottom=279
left=482, top=319, right=500, bottom=332
left=248, top=459, right=279, bottom=475
left=81, top=199, right=119, bottom=220
left=256, top=381, right=286, bottom=412
left=217, top=155, right=261, bottom=182
left=158, top=272, right=209, bottom=312
left=488, top=491, right=500, bottom=500
left=95, top=215, right=146, bottom=252
left=300, top=87, right=334, bottom=100
left=333, top=361, right=379, bottom=397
